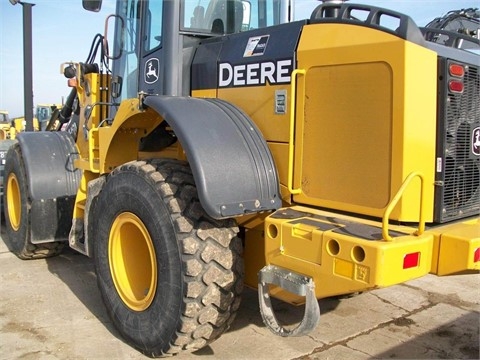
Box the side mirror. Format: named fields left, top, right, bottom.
left=241, top=1, right=251, bottom=30
left=83, top=0, right=102, bottom=12
left=104, top=14, right=125, bottom=60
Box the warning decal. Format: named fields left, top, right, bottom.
left=243, top=35, right=270, bottom=57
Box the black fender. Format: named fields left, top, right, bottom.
left=144, top=96, right=281, bottom=219
left=16, top=132, right=81, bottom=243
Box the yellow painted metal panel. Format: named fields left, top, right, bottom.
left=267, top=216, right=325, bottom=265
left=294, top=23, right=437, bottom=222
left=75, top=72, right=109, bottom=160
left=191, top=89, right=217, bottom=98
left=243, top=225, right=268, bottom=289
left=268, top=142, right=289, bottom=195
left=263, top=206, right=434, bottom=302
left=217, top=84, right=291, bottom=143
left=428, top=217, right=480, bottom=275
left=97, top=101, right=162, bottom=173
left=334, top=258, right=356, bottom=280
left=301, top=62, right=392, bottom=208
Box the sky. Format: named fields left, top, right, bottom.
left=1, top=0, right=479, bottom=118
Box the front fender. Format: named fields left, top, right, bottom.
left=144, top=96, right=281, bottom=219
left=16, top=131, right=81, bottom=200
left=15, top=131, right=81, bottom=243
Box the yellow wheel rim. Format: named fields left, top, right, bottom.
left=6, top=173, right=21, bottom=231
left=109, top=212, right=157, bottom=311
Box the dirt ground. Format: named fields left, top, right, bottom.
left=0, top=224, right=479, bottom=359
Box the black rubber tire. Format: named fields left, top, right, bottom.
left=93, top=159, right=244, bottom=357
left=3, top=143, right=64, bottom=259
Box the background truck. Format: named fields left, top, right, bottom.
left=2, top=0, right=479, bottom=357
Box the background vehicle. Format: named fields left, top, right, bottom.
left=424, top=7, right=479, bottom=40
left=10, top=115, right=40, bottom=133
left=0, top=104, right=61, bottom=213
left=0, top=110, right=15, bottom=213
left=3, top=0, right=479, bottom=357
left=0, top=110, right=13, bottom=140
left=0, top=110, right=8, bottom=123
left=10, top=103, right=61, bottom=135
left=0, top=110, right=10, bottom=126
left=35, top=103, right=62, bottom=130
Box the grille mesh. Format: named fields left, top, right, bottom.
left=440, top=62, right=480, bottom=222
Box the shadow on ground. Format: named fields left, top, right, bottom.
left=374, top=311, right=480, bottom=359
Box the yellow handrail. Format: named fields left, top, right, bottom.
left=288, top=69, right=306, bottom=195
left=382, top=171, right=426, bottom=241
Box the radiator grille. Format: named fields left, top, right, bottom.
left=437, top=60, right=480, bottom=222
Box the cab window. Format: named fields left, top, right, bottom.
left=144, top=1, right=163, bottom=52
left=182, top=0, right=287, bottom=35
left=114, top=0, right=141, bottom=100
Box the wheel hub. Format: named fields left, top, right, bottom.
left=6, top=173, right=21, bottom=231
left=109, top=212, right=157, bottom=311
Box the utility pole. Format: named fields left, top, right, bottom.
left=9, top=0, right=35, bottom=132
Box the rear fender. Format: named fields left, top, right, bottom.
left=16, top=132, right=81, bottom=243
left=144, top=96, right=281, bottom=219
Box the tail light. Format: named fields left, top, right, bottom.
left=449, top=63, right=465, bottom=77
left=403, top=252, right=420, bottom=269
left=448, top=80, right=464, bottom=93
left=448, top=63, right=465, bottom=93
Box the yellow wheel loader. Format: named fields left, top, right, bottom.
left=0, top=110, right=11, bottom=140
left=3, top=0, right=479, bottom=356
left=10, top=104, right=61, bottom=136
left=0, top=110, right=16, bottom=213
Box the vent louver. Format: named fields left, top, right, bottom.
left=436, top=60, right=480, bottom=222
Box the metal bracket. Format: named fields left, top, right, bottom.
left=258, top=265, right=320, bottom=337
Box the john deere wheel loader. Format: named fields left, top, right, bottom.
left=0, top=110, right=16, bottom=214
left=3, top=0, right=479, bottom=357
left=0, top=110, right=11, bottom=139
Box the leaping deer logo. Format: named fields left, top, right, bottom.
left=145, top=58, right=159, bottom=84
left=472, top=127, right=480, bottom=156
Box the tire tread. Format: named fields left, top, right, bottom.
left=100, top=158, right=243, bottom=356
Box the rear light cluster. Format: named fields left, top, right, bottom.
left=448, top=62, right=465, bottom=93
left=403, top=252, right=420, bottom=269
left=474, top=248, right=480, bottom=263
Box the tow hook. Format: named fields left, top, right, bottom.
left=258, top=265, right=320, bottom=336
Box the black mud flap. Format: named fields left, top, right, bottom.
left=144, top=96, right=281, bottom=219
left=16, top=132, right=81, bottom=243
